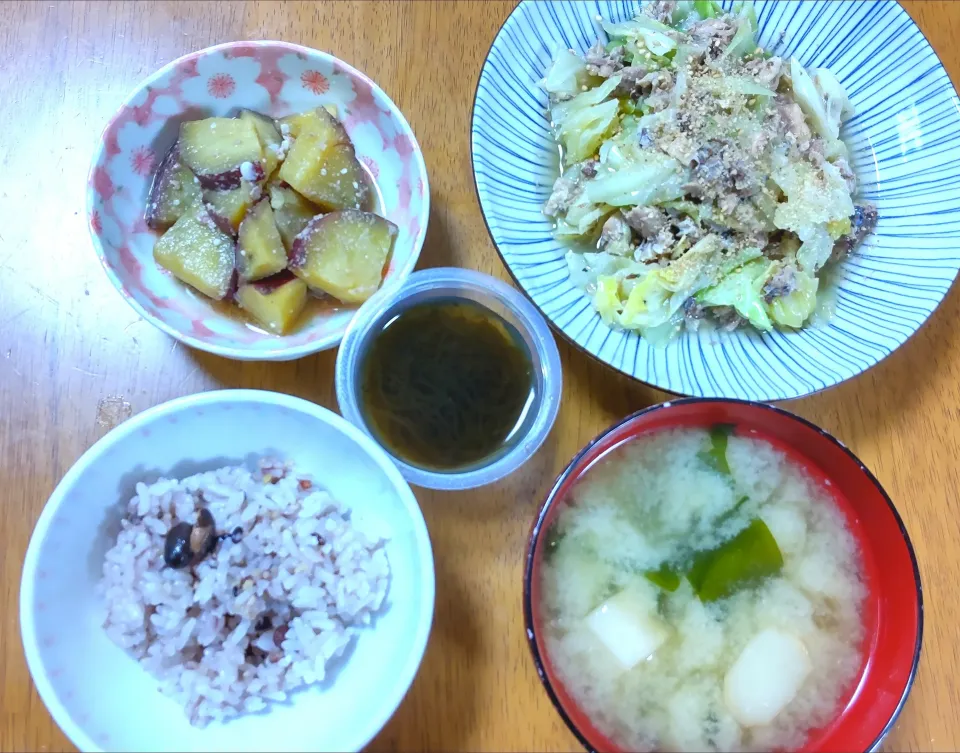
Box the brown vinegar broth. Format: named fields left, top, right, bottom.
left=358, top=297, right=535, bottom=471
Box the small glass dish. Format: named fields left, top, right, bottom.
left=335, top=267, right=562, bottom=490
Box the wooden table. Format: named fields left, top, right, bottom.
left=1, top=1, right=958, bottom=751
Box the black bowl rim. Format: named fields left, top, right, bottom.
left=468, top=0, right=960, bottom=403
left=521, top=397, right=924, bottom=753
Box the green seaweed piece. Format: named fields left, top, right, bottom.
left=644, top=563, right=681, bottom=592
left=687, top=518, right=783, bottom=602
left=699, top=423, right=736, bottom=475
left=656, top=589, right=670, bottom=616
left=716, top=495, right=749, bottom=528
left=543, top=526, right=565, bottom=562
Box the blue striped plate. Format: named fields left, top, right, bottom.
left=471, top=0, right=960, bottom=401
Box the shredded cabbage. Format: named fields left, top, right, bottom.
left=719, top=246, right=764, bottom=276
left=659, top=235, right=722, bottom=294
left=614, top=236, right=723, bottom=333
left=542, top=5, right=865, bottom=343
left=555, top=206, right=606, bottom=237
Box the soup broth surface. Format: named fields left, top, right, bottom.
left=540, top=427, right=866, bottom=753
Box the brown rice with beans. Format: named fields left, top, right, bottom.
left=98, top=458, right=389, bottom=726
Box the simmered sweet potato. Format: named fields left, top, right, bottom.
left=267, top=183, right=321, bottom=251
left=235, top=271, right=308, bottom=334
left=277, top=105, right=342, bottom=139
left=154, top=209, right=236, bottom=299
left=239, top=110, right=283, bottom=180
left=145, top=142, right=202, bottom=230
left=277, top=108, right=369, bottom=210
left=179, top=117, right=264, bottom=190
left=289, top=209, right=396, bottom=303
left=202, top=181, right=259, bottom=236
left=279, top=139, right=368, bottom=211
left=237, top=199, right=287, bottom=281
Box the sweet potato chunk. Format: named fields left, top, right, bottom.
left=154, top=209, right=236, bottom=300
left=315, top=145, right=370, bottom=210
left=179, top=117, right=264, bottom=190
left=202, top=181, right=259, bottom=236
left=235, top=271, right=308, bottom=334
left=277, top=106, right=344, bottom=139
left=267, top=183, right=321, bottom=251
left=279, top=139, right=369, bottom=211
left=276, top=108, right=369, bottom=210
left=239, top=110, right=283, bottom=179
left=145, top=142, right=202, bottom=230
left=237, top=200, right=287, bottom=281
left=289, top=209, right=397, bottom=303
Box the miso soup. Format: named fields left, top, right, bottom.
left=539, top=427, right=866, bottom=752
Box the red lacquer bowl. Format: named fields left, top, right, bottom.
left=523, top=399, right=922, bottom=753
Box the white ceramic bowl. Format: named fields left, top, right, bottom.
left=88, top=41, right=430, bottom=361
left=20, top=390, right=435, bottom=752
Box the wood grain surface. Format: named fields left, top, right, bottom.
left=1, top=2, right=957, bottom=751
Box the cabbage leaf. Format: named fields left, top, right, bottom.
left=772, top=158, right=854, bottom=233
left=539, top=48, right=589, bottom=100
left=585, top=153, right=687, bottom=207
left=721, top=18, right=758, bottom=60
left=557, top=99, right=620, bottom=165
left=790, top=59, right=854, bottom=141
left=770, top=269, right=819, bottom=327
left=552, top=76, right=622, bottom=165
left=697, top=260, right=775, bottom=330
left=795, top=225, right=833, bottom=273
left=601, top=17, right=678, bottom=57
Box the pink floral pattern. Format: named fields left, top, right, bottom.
left=360, top=155, right=380, bottom=178
left=206, top=72, right=235, bottom=98
left=300, top=69, right=329, bottom=94
left=130, top=146, right=154, bottom=176
left=87, top=41, right=429, bottom=360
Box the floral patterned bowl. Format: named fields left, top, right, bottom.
left=88, top=41, right=430, bottom=361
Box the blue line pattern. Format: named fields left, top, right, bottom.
left=471, top=0, right=960, bottom=401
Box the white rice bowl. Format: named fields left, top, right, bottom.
left=99, top=458, right=390, bottom=726
left=20, top=390, right=434, bottom=753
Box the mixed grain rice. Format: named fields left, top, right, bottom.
left=99, top=458, right=389, bottom=726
